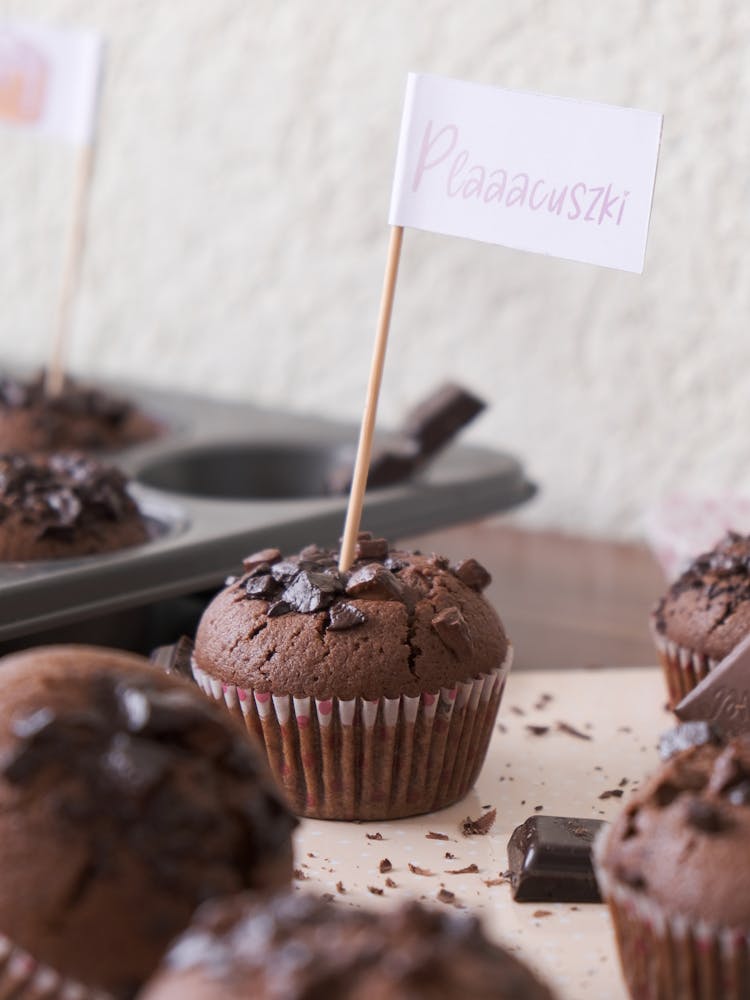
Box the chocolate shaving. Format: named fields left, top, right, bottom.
left=461, top=808, right=496, bottom=836
left=445, top=864, right=479, bottom=874
left=556, top=722, right=592, bottom=741
left=408, top=863, right=434, bottom=876
left=436, top=888, right=456, bottom=905
left=426, top=831, right=450, bottom=841
left=598, top=789, right=625, bottom=800
left=378, top=858, right=392, bottom=873
left=533, top=909, right=553, bottom=918
left=526, top=725, right=550, bottom=736
left=367, top=885, right=384, bottom=896
left=385, top=877, right=398, bottom=889
left=366, top=832, right=384, bottom=841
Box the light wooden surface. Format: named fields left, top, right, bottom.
left=400, top=521, right=667, bottom=670
left=295, top=667, right=671, bottom=1000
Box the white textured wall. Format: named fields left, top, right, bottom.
left=1, top=1, right=749, bottom=539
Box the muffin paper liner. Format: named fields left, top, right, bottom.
left=594, top=832, right=750, bottom=1000
left=651, top=626, right=717, bottom=710
left=192, top=647, right=512, bottom=820
left=0, top=933, right=112, bottom=1000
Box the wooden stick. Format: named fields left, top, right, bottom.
left=339, top=224, right=404, bottom=572
left=45, top=142, right=96, bottom=396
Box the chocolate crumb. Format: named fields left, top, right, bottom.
left=445, top=864, right=479, bottom=874
left=293, top=868, right=308, bottom=881
left=484, top=877, right=508, bottom=887
left=378, top=858, right=392, bottom=874
left=533, top=909, right=553, bottom=918
left=426, top=831, right=450, bottom=841
left=366, top=832, right=384, bottom=841
left=556, top=721, right=592, bottom=741
left=367, top=886, right=384, bottom=896
left=510, top=706, right=525, bottom=716
left=335, top=881, right=345, bottom=894
left=534, top=805, right=544, bottom=812
left=437, top=888, right=456, bottom=905
left=320, top=892, right=335, bottom=903
left=462, top=808, right=496, bottom=836
left=408, top=863, right=434, bottom=876
left=526, top=725, right=550, bottom=736
left=619, top=778, right=629, bottom=787
left=385, top=877, right=398, bottom=889
left=599, top=789, right=625, bottom=800
left=444, top=852, right=456, bottom=860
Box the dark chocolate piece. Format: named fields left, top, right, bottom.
left=507, top=815, right=606, bottom=903
left=431, top=606, right=473, bottom=657
left=452, top=558, right=491, bottom=592
left=658, top=721, right=722, bottom=761
left=401, top=382, right=485, bottom=458
left=149, top=636, right=195, bottom=679
left=675, top=632, right=750, bottom=738
left=328, top=602, right=367, bottom=631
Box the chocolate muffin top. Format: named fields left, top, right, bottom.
left=141, top=893, right=556, bottom=1000
left=0, top=372, right=161, bottom=452
left=0, top=645, right=296, bottom=998
left=193, top=536, right=509, bottom=700
left=0, top=451, right=149, bottom=560
left=652, top=531, right=750, bottom=660
left=597, top=733, right=750, bottom=928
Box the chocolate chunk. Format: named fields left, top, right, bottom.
left=328, top=602, right=367, bottom=631
left=282, top=570, right=341, bottom=614
left=728, top=780, right=750, bottom=805
left=270, top=561, right=301, bottom=585
left=401, top=382, right=485, bottom=458
left=355, top=537, right=389, bottom=561
left=104, top=733, right=170, bottom=796
left=245, top=573, right=279, bottom=600
left=506, top=815, right=606, bottom=903
left=685, top=800, right=726, bottom=833
left=658, top=721, right=723, bottom=760
left=267, top=600, right=291, bottom=618
left=243, top=548, right=281, bottom=572
left=149, top=636, right=195, bottom=679
left=675, top=632, right=750, bottom=738
left=346, top=564, right=404, bottom=601
left=452, top=558, right=491, bottom=592
left=431, top=606, right=473, bottom=657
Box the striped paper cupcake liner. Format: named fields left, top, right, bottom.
left=0, top=932, right=112, bottom=1000
left=594, top=832, right=750, bottom=1000
left=193, top=647, right=512, bottom=821
left=651, top=626, right=717, bottom=709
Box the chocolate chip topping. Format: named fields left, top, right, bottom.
left=0, top=373, right=132, bottom=425
left=157, top=893, right=554, bottom=999
left=233, top=537, right=492, bottom=637
left=1, top=672, right=296, bottom=895
left=0, top=452, right=140, bottom=538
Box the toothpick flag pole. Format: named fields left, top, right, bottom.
left=338, top=224, right=404, bottom=573
left=45, top=141, right=96, bottom=396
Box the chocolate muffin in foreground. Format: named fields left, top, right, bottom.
left=141, top=892, right=556, bottom=1000
left=0, top=645, right=296, bottom=999
left=0, top=372, right=161, bottom=453
left=651, top=531, right=750, bottom=706
left=193, top=534, right=511, bottom=820
left=595, top=731, right=750, bottom=999
left=0, top=452, right=149, bottom=561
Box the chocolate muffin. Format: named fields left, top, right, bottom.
left=595, top=730, right=750, bottom=999
left=0, top=645, right=297, bottom=999
left=193, top=535, right=511, bottom=820
left=0, top=452, right=149, bottom=561
left=651, top=531, right=750, bottom=706
left=0, top=372, right=161, bottom=453
left=141, top=893, right=556, bottom=1000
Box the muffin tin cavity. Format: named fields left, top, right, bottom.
left=136, top=442, right=348, bottom=500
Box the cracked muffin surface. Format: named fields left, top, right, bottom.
left=193, top=537, right=508, bottom=700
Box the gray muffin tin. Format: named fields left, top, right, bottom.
left=0, top=383, right=536, bottom=647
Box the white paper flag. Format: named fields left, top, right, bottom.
left=389, top=73, right=662, bottom=274
left=0, top=20, right=103, bottom=146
